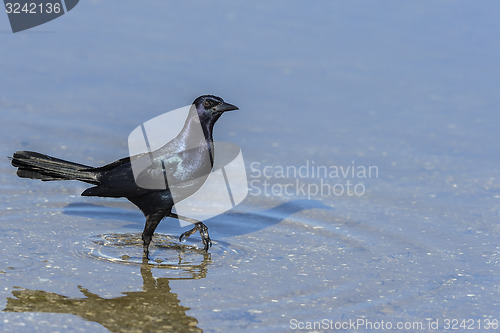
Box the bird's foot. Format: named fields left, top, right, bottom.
left=179, top=222, right=212, bottom=252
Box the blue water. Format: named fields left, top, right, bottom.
left=1, top=1, right=499, bottom=332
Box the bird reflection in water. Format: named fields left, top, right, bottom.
left=4, top=254, right=211, bottom=333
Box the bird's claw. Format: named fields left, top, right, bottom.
left=179, top=222, right=212, bottom=252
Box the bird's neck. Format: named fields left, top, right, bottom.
left=180, top=115, right=215, bottom=144
left=176, top=116, right=215, bottom=166
left=170, top=114, right=215, bottom=168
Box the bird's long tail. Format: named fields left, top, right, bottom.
left=10, top=151, right=100, bottom=184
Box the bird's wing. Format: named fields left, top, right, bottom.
left=81, top=153, right=161, bottom=198
left=81, top=148, right=211, bottom=198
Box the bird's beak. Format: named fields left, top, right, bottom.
left=215, top=102, right=239, bottom=112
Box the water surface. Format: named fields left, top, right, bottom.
left=1, top=1, right=499, bottom=332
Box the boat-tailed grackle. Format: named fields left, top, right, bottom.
left=11, top=95, right=239, bottom=259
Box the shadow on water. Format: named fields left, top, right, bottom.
left=64, top=198, right=332, bottom=268
left=207, top=198, right=333, bottom=236
left=3, top=259, right=205, bottom=333
left=64, top=202, right=144, bottom=225
left=64, top=198, right=334, bottom=237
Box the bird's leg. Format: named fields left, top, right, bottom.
left=180, top=222, right=213, bottom=252
left=142, top=214, right=163, bottom=260
left=168, top=213, right=212, bottom=252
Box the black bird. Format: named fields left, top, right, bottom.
left=11, top=95, right=239, bottom=259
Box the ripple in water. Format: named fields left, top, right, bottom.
left=1, top=256, right=38, bottom=273
left=77, top=233, right=245, bottom=279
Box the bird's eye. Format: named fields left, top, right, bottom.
left=203, top=100, right=212, bottom=108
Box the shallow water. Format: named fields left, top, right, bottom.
left=1, top=1, right=500, bottom=332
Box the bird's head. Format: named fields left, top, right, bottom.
left=192, top=95, right=239, bottom=125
